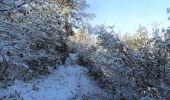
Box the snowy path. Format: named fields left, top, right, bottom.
left=0, top=54, right=110, bottom=100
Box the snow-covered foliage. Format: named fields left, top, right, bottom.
left=78, top=25, right=170, bottom=99
left=0, top=0, right=68, bottom=84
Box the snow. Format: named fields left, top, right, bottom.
left=0, top=54, right=110, bottom=100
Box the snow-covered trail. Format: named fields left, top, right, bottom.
left=0, top=54, right=110, bottom=100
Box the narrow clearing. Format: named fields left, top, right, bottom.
left=0, top=54, right=110, bottom=100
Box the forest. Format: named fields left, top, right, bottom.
left=0, top=0, right=170, bottom=100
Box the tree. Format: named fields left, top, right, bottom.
left=0, top=0, right=94, bottom=37
left=133, top=25, right=148, bottom=49
left=121, top=26, right=148, bottom=50
left=50, top=0, right=94, bottom=37
left=122, top=33, right=135, bottom=48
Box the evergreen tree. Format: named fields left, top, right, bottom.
left=51, top=0, right=94, bottom=37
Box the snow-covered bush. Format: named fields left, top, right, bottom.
left=77, top=25, right=137, bottom=99
left=0, top=0, right=68, bottom=83
left=78, top=25, right=170, bottom=99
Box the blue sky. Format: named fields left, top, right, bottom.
left=85, top=0, right=170, bottom=34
